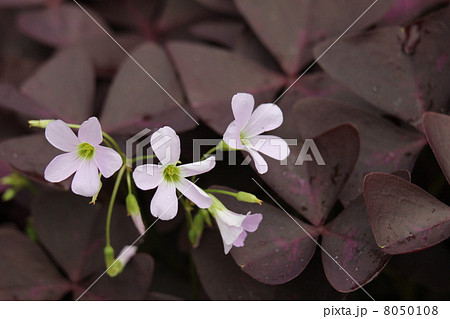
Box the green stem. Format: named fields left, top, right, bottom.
left=105, top=165, right=126, bottom=247
left=204, top=188, right=238, bottom=198
left=126, top=169, right=132, bottom=194
left=201, top=146, right=217, bottom=161
left=102, top=131, right=121, bottom=154
left=129, top=155, right=156, bottom=164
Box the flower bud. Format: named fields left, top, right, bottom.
left=107, top=245, right=137, bottom=277
left=126, top=193, right=141, bottom=216
left=1, top=188, right=16, bottom=201
left=236, top=191, right=263, bottom=205
left=28, top=119, right=54, bottom=128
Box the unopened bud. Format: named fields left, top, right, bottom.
left=126, top=193, right=141, bottom=216
left=1, top=188, right=16, bottom=201
left=236, top=191, right=263, bottom=205
left=28, top=119, right=54, bottom=128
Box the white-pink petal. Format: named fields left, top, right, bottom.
left=245, top=147, right=269, bottom=174
left=243, top=103, right=283, bottom=138
left=249, top=135, right=290, bottom=160
left=216, top=209, right=246, bottom=227
left=179, top=156, right=216, bottom=178
left=231, top=93, right=254, bottom=128
left=131, top=214, right=146, bottom=235
left=71, top=159, right=100, bottom=197
left=232, top=231, right=247, bottom=247
left=243, top=213, right=263, bottom=232
left=223, top=242, right=233, bottom=254
left=78, top=117, right=103, bottom=146
left=151, top=126, right=180, bottom=165
left=177, top=178, right=212, bottom=209
left=44, top=152, right=80, bottom=182
left=223, top=121, right=244, bottom=150
left=150, top=181, right=178, bottom=220
left=94, top=145, right=122, bottom=178
left=215, top=217, right=243, bottom=246
left=45, top=120, right=79, bottom=152
left=117, top=245, right=137, bottom=267
left=133, top=164, right=163, bottom=190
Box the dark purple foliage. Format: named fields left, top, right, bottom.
left=0, top=0, right=449, bottom=300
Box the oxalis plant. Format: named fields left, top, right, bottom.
left=28, top=93, right=290, bottom=276
left=0, top=0, right=449, bottom=301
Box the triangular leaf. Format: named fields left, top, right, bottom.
left=166, top=41, right=285, bottom=134
left=423, top=112, right=450, bottom=184
left=293, top=98, right=426, bottom=205
left=235, top=0, right=393, bottom=75
left=322, top=196, right=391, bottom=292
left=315, top=7, right=450, bottom=128
left=17, top=3, right=109, bottom=48
left=101, top=42, right=198, bottom=133
left=260, top=124, right=359, bottom=225
left=0, top=227, right=71, bottom=300
left=363, top=172, right=450, bottom=254
left=21, top=49, right=95, bottom=123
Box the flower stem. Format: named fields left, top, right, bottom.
left=201, top=146, right=217, bottom=161
left=129, top=155, right=156, bottom=164
left=126, top=168, right=132, bottom=194
left=204, top=188, right=238, bottom=198
left=105, top=165, right=126, bottom=247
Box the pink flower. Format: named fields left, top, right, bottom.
left=44, top=117, right=122, bottom=197
left=133, top=126, right=215, bottom=220
left=223, top=93, right=290, bottom=174
left=209, top=195, right=262, bottom=254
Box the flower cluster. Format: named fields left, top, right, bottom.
left=38, top=93, right=289, bottom=268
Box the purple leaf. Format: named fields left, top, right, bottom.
left=192, top=228, right=276, bottom=300
left=422, top=112, right=450, bottom=184
left=77, top=254, right=154, bottom=301
left=321, top=195, right=391, bottom=292
left=363, top=173, right=450, bottom=254
left=0, top=134, right=69, bottom=189
left=293, top=98, right=426, bottom=205
left=21, top=49, right=95, bottom=123
left=234, top=0, right=393, bottom=75
left=315, top=7, right=450, bottom=128
left=156, top=0, right=211, bottom=32
left=74, top=34, right=142, bottom=77
left=379, top=0, right=447, bottom=26
left=17, top=3, right=110, bottom=48
left=0, top=0, right=46, bottom=8
left=166, top=41, right=285, bottom=134
left=261, top=124, right=360, bottom=226
left=33, top=191, right=141, bottom=282
left=0, top=227, right=71, bottom=300
left=100, top=43, right=198, bottom=133
left=0, top=84, right=57, bottom=119
left=190, top=21, right=245, bottom=48
left=278, top=72, right=380, bottom=135
left=193, top=0, right=237, bottom=14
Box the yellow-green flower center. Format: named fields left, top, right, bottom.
left=240, top=132, right=250, bottom=146
left=163, top=164, right=180, bottom=183
left=78, top=142, right=95, bottom=160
